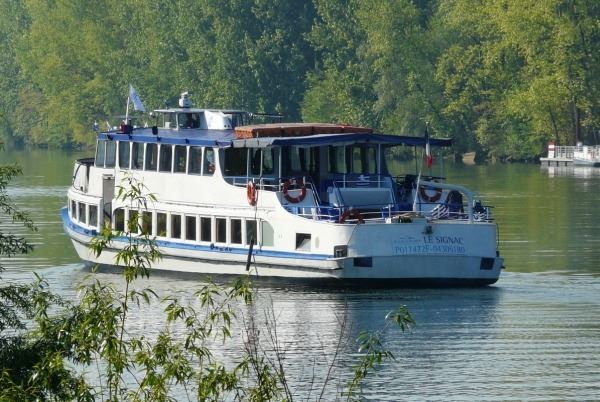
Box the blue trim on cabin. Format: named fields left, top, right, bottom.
left=97, top=127, right=452, bottom=149
left=61, top=207, right=332, bottom=261
left=99, top=128, right=235, bottom=147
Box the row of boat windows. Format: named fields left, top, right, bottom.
left=95, top=141, right=215, bottom=175
left=95, top=140, right=381, bottom=176
left=70, top=199, right=274, bottom=246
left=224, top=145, right=379, bottom=175
left=70, top=200, right=98, bottom=228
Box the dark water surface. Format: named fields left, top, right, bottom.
left=2, top=149, right=600, bottom=400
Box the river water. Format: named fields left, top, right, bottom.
left=2, top=148, right=600, bottom=401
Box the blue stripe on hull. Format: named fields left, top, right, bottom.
left=61, top=207, right=332, bottom=261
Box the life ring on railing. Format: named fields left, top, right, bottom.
left=339, top=208, right=365, bottom=224
left=247, top=182, right=258, bottom=206
left=418, top=184, right=442, bottom=203
left=282, top=178, right=307, bottom=203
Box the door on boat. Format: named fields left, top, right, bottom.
left=102, top=174, right=115, bottom=226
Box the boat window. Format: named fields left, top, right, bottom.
left=216, top=218, right=227, bottom=243
left=200, top=217, right=212, bottom=242
left=186, top=216, right=197, bottom=241
left=162, top=112, right=173, bottom=129
left=145, top=143, right=158, bottom=171
left=328, top=146, right=347, bottom=174
left=251, top=149, right=275, bottom=175
left=78, top=202, right=86, bottom=224
left=295, top=233, right=311, bottom=251
left=246, top=219, right=257, bottom=245
left=128, top=210, right=139, bottom=234
left=132, top=142, right=144, bottom=170
left=189, top=146, right=202, bottom=174
left=114, top=208, right=125, bottom=231
left=118, top=141, right=130, bottom=169
left=171, top=214, right=182, bottom=239
left=141, top=212, right=152, bottom=235
left=89, top=205, right=98, bottom=228
left=71, top=200, right=77, bottom=219
left=231, top=219, right=242, bottom=244
left=95, top=140, right=106, bottom=167
left=224, top=148, right=248, bottom=176
left=105, top=141, right=116, bottom=168
left=290, top=146, right=309, bottom=173
left=203, top=148, right=215, bottom=175
left=159, top=144, right=172, bottom=172
left=363, top=146, right=377, bottom=174
left=261, top=221, right=274, bottom=247
left=263, top=149, right=274, bottom=174
left=350, top=146, right=362, bottom=173
left=174, top=145, right=187, bottom=173
left=178, top=113, right=200, bottom=129
left=156, top=212, right=167, bottom=236
left=250, top=149, right=261, bottom=175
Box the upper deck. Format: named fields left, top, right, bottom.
left=100, top=90, right=452, bottom=149
left=98, top=123, right=453, bottom=150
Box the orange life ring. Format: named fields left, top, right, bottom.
left=282, top=178, right=307, bottom=203
left=339, top=208, right=365, bottom=224
left=247, top=182, right=258, bottom=206
left=418, top=184, right=442, bottom=203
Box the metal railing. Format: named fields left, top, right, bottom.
left=552, top=146, right=575, bottom=159
left=223, top=175, right=494, bottom=224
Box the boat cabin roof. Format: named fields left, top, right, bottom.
left=97, top=127, right=452, bottom=149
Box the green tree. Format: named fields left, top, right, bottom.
left=246, top=0, right=315, bottom=118
left=356, top=0, right=446, bottom=137
left=302, top=0, right=379, bottom=127
left=0, top=0, right=30, bottom=145
left=434, top=0, right=600, bottom=159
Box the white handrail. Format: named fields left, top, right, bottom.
left=418, top=180, right=475, bottom=223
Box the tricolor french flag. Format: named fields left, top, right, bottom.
left=425, top=125, right=433, bottom=168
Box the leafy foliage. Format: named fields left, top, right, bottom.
left=1, top=0, right=599, bottom=159
left=1, top=169, right=414, bottom=400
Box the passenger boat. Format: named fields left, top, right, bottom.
left=573, top=143, right=600, bottom=167
left=63, top=92, right=503, bottom=286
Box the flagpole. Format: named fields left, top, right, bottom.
left=425, top=122, right=428, bottom=172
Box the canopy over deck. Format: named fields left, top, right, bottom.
left=98, top=127, right=452, bottom=149
left=232, top=132, right=452, bottom=148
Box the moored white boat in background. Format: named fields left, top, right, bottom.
left=540, top=141, right=600, bottom=167
left=63, top=92, right=504, bottom=286
left=573, top=143, right=600, bottom=167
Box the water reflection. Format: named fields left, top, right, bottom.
left=543, top=165, right=600, bottom=178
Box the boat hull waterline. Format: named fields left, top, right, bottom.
left=63, top=208, right=503, bottom=286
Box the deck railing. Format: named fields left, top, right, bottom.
left=552, top=146, right=575, bottom=159
left=223, top=175, right=493, bottom=224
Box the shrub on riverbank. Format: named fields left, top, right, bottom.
left=0, top=164, right=414, bottom=401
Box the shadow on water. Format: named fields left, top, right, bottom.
left=86, top=262, right=501, bottom=291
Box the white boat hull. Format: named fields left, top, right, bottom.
left=63, top=208, right=503, bottom=286
left=573, top=158, right=600, bottom=167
